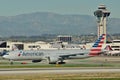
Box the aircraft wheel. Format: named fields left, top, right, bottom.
left=58, top=62, right=66, bottom=64
left=10, top=62, right=13, bottom=65
left=10, top=60, right=13, bottom=65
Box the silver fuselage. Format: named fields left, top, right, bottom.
left=3, top=49, right=90, bottom=60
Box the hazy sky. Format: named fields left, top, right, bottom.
left=0, top=0, right=119, bottom=18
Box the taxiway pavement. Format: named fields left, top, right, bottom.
left=0, top=68, right=120, bottom=74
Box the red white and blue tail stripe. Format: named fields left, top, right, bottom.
left=89, top=34, right=105, bottom=56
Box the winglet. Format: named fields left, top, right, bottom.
left=89, top=34, right=105, bottom=56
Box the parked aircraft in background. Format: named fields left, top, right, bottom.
left=3, top=34, right=105, bottom=64
left=104, top=45, right=120, bottom=56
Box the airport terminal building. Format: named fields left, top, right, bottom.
left=0, top=41, right=84, bottom=52
left=0, top=41, right=51, bottom=51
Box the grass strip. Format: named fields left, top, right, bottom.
left=0, top=72, right=120, bottom=80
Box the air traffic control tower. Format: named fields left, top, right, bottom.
left=94, top=5, right=110, bottom=43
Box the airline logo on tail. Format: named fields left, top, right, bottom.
left=89, top=34, right=105, bottom=56
left=104, top=45, right=113, bottom=51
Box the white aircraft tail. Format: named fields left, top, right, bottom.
left=12, top=45, right=19, bottom=51
left=104, top=45, right=113, bottom=51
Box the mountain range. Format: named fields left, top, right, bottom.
left=0, top=12, right=120, bottom=37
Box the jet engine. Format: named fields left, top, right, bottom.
left=47, top=56, right=59, bottom=64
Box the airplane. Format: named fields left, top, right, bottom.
left=3, top=34, right=105, bottom=64
left=104, top=45, right=120, bottom=56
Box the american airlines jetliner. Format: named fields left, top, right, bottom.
left=3, top=34, right=105, bottom=64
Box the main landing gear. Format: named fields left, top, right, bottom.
left=9, top=60, right=13, bottom=65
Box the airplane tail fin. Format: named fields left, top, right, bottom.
left=89, top=34, right=106, bottom=56
left=104, top=45, right=113, bottom=51
left=12, top=44, right=19, bottom=51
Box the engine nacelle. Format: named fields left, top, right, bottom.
left=48, top=56, right=59, bottom=64
left=32, top=60, right=42, bottom=63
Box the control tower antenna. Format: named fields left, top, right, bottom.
left=94, top=4, right=110, bottom=43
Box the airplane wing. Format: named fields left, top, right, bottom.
left=59, top=52, right=86, bottom=57
left=46, top=53, right=88, bottom=64
left=58, top=50, right=90, bottom=59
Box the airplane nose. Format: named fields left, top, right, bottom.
left=2, top=55, right=9, bottom=59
